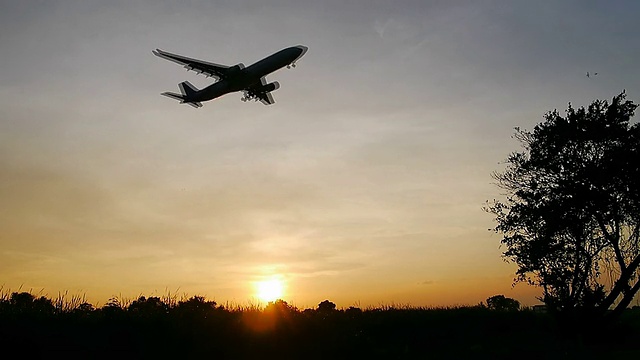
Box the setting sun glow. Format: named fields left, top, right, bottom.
left=256, top=278, right=284, bottom=302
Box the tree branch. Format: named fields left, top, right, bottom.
left=595, top=213, right=626, bottom=272
left=600, top=253, right=640, bottom=312
left=608, top=277, right=640, bottom=320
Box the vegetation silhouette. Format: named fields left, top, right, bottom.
left=1, top=291, right=639, bottom=358
left=487, top=91, right=640, bottom=328
left=484, top=295, right=521, bottom=312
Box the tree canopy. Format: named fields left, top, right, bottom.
left=485, top=295, right=520, bottom=312
left=487, top=92, right=640, bottom=320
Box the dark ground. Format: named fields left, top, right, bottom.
left=1, top=294, right=639, bottom=359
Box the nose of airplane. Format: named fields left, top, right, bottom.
left=295, top=45, right=308, bottom=57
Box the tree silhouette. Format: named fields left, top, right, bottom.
left=317, top=300, right=337, bottom=312
left=128, top=296, right=168, bottom=318
left=7, top=292, right=55, bottom=316
left=487, top=92, right=640, bottom=321
left=174, top=296, right=217, bottom=317
left=485, top=295, right=520, bottom=311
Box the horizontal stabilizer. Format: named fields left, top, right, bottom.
left=186, top=101, right=203, bottom=108
left=160, top=90, right=203, bottom=108
left=161, top=92, right=184, bottom=101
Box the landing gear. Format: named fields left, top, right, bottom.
left=241, top=93, right=258, bottom=102
left=287, top=63, right=296, bottom=69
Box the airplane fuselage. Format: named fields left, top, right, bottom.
left=194, top=46, right=307, bottom=102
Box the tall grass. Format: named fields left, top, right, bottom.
left=53, top=291, right=88, bottom=313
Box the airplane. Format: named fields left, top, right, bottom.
left=153, top=45, right=308, bottom=107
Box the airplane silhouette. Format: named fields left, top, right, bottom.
left=153, top=45, right=308, bottom=107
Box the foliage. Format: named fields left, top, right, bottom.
left=317, top=299, right=337, bottom=312
left=0, top=292, right=55, bottom=317
left=174, top=295, right=218, bottom=317
left=485, top=295, right=520, bottom=311
left=487, top=92, right=640, bottom=320
left=128, top=296, right=169, bottom=317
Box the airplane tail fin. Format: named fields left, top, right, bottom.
left=178, top=81, right=198, bottom=98
left=160, top=81, right=203, bottom=108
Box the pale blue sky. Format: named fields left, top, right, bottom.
left=1, top=1, right=639, bottom=307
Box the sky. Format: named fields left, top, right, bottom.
left=1, top=0, right=640, bottom=308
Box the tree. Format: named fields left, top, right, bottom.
left=487, top=92, right=640, bottom=321
left=485, top=295, right=520, bottom=312
left=128, top=296, right=168, bottom=318
left=317, top=300, right=337, bottom=312
left=174, top=296, right=218, bottom=320
left=265, top=299, right=297, bottom=316
left=6, top=292, right=55, bottom=316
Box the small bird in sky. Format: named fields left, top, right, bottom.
left=586, top=71, right=599, bottom=78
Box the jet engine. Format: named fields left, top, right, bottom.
left=255, top=81, right=280, bottom=93
left=241, top=82, right=281, bottom=102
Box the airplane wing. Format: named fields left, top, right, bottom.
left=152, top=49, right=243, bottom=80
left=245, top=77, right=279, bottom=105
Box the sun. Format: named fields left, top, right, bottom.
left=256, top=277, right=284, bottom=302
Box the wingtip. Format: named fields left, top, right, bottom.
left=153, top=48, right=169, bottom=57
